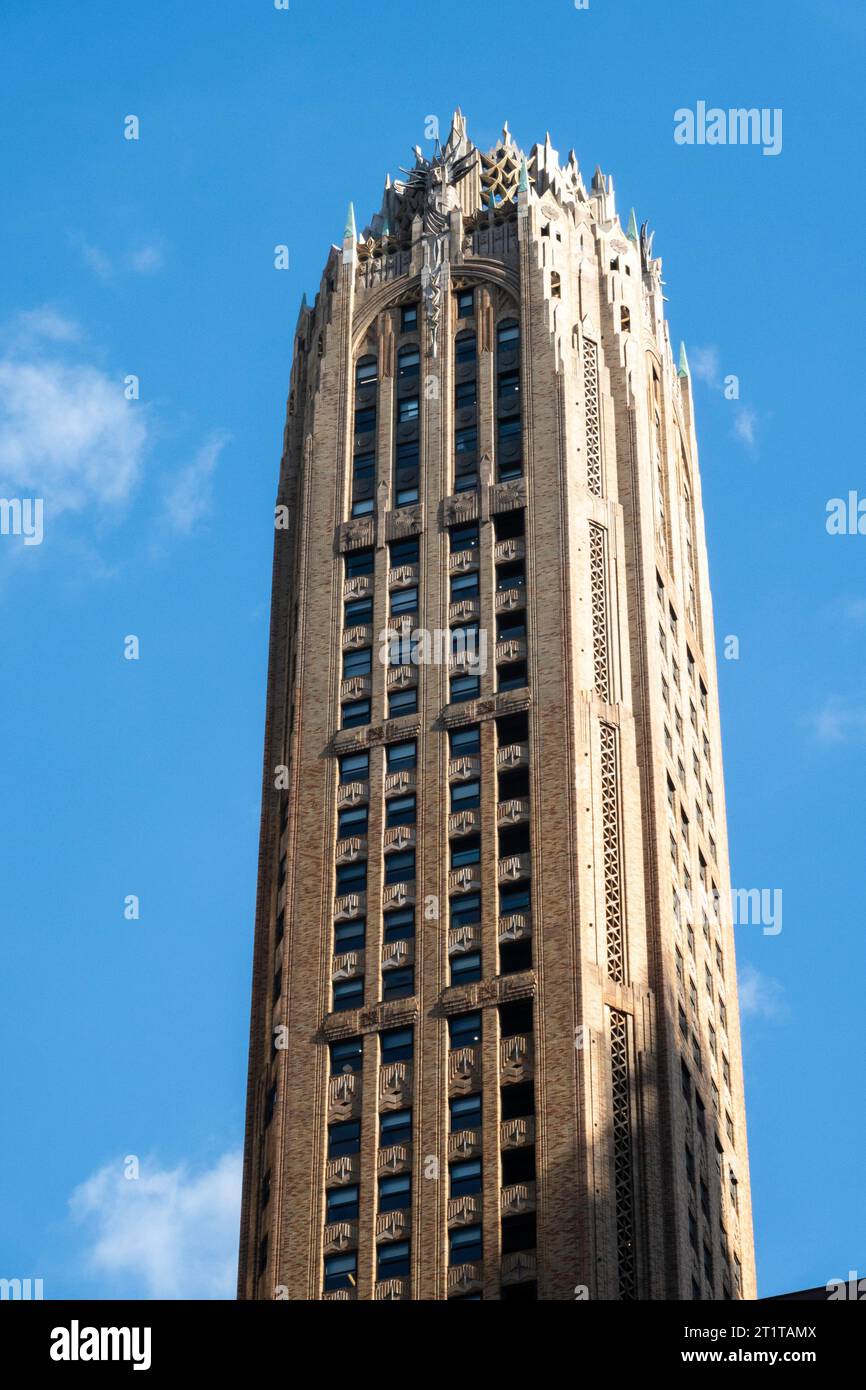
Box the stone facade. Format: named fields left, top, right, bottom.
left=237, top=112, right=757, bottom=1301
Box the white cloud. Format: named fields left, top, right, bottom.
left=733, top=407, right=757, bottom=447
left=78, top=238, right=166, bottom=280
left=80, top=240, right=115, bottom=282
left=738, top=963, right=786, bottom=1021
left=128, top=245, right=164, bottom=274
left=835, top=597, right=866, bottom=624
left=811, top=698, right=866, bottom=744
left=162, top=431, right=229, bottom=534
left=689, top=344, right=721, bottom=388
left=70, top=1151, right=242, bottom=1300
left=0, top=355, right=147, bottom=515
left=15, top=307, right=81, bottom=344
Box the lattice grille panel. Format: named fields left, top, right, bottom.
left=600, top=723, right=625, bottom=984
left=583, top=339, right=603, bottom=496
left=589, top=523, right=610, bottom=702
left=610, top=1009, right=637, bottom=1300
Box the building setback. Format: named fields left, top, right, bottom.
left=237, top=111, right=757, bottom=1302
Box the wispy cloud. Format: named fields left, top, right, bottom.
left=738, top=963, right=786, bottom=1021
left=77, top=237, right=166, bottom=281
left=689, top=344, right=721, bottom=388
left=161, top=431, right=230, bottom=534
left=79, top=240, right=115, bottom=282
left=69, top=1151, right=242, bottom=1300
left=733, top=407, right=757, bottom=448
left=128, top=244, right=165, bottom=275
left=810, top=698, right=866, bottom=744
left=13, top=307, right=81, bottom=345
left=833, top=597, right=866, bottom=624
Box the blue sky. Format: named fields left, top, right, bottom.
left=0, top=0, right=863, bottom=1300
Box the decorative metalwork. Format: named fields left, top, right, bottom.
left=583, top=339, right=603, bottom=496
left=589, top=523, right=611, bottom=702
left=599, top=723, right=625, bottom=984
left=609, top=1009, right=637, bottom=1300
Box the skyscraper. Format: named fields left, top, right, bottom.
left=237, top=111, right=756, bottom=1302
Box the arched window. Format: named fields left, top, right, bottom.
left=620, top=306, right=631, bottom=333
left=497, top=319, right=520, bottom=349
left=455, top=332, right=476, bottom=365
left=355, top=355, right=377, bottom=389
left=551, top=272, right=561, bottom=300
left=397, top=345, right=420, bottom=379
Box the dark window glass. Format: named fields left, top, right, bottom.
left=382, top=966, right=414, bottom=1000
left=344, top=548, right=374, bottom=579
left=501, top=1213, right=536, bottom=1255
left=498, top=662, right=527, bottom=692
left=390, top=536, right=419, bottom=567
left=502, top=1146, right=536, bottom=1185
left=397, top=346, right=420, bottom=378
left=451, top=950, right=482, bottom=986
left=394, top=442, right=419, bottom=506
left=380, top=1108, right=412, bottom=1147
left=496, top=561, right=525, bottom=591
left=324, top=1251, right=357, bottom=1291
left=450, top=1159, right=482, bottom=1196
left=377, top=1240, right=410, bottom=1278
left=500, top=1082, right=534, bottom=1121
left=341, top=698, right=370, bottom=728
left=380, top=1027, right=413, bottom=1063
left=343, top=646, right=372, bottom=678
left=450, top=780, right=480, bottom=812
left=378, top=1172, right=411, bottom=1211
left=388, top=687, right=418, bottom=720
left=332, top=977, right=364, bottom=1012
left=330, top=1037, right=363, bottom=1074
left=450, top=725, right=480, bottom=758
left=450, top=1093, right=482, bottom=1132
left=383, top=908, right=415, bottom=943
left=351, top=453, right=375, bottom=517
left=328, top=1119, right=361, bottom=1158
left=326, top=1184, right=359, bottom=1223
left=499, top=998, right=533, bottom=1038
left=449, top=1012, right=482, bottom=1049
left=334, top=918, right=365, bottom=953
left=344, top=596, right=373, bottom=626
left=386, top=794, right=416, bottom=828
left=338, top=805, right=368, bottom=837
left=355, top=356, right=377, bottom=388
left=450, top=673, right=480, bottom=703
left=450, top=522, right=480, bottom=553
left=451, top=835, right=480, bottom=868
left=455, top=331, right=477, bottom=363
left=390, top=586, right=418, bottom=616
left=450, top=570, right=479, bottom=601
left=387, top=740, right=417, bottom=771
left=450, top=892, right=481, bottom=930
left=449, top=1224, right=482, bottom=1265
left=336, top=860, right=366, bottom=893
